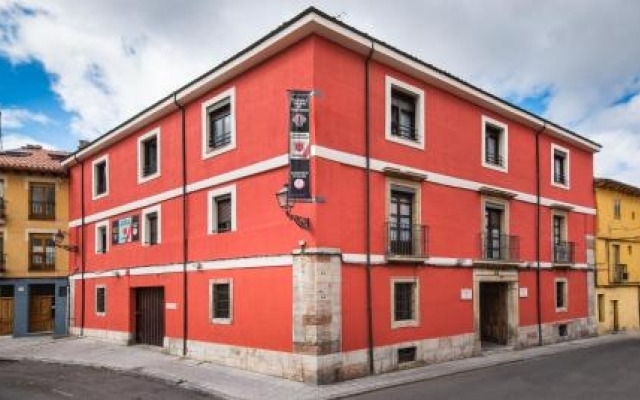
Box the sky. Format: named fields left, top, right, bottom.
left=1, top=0, right=640, bottom=185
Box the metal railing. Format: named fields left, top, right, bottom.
left=553, top=241, right=575, bottom=264
left=480, top=233, right=520, bottom=262
left=485, top=153, right=504, bottom=167
left=386, top=222, right=428, bottom=258
left=613, top=264, right=628, bottom=283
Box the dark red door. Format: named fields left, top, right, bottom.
left=135, top=287, right=164, bottom=346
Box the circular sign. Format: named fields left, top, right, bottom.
left=294, top=178, right=305, bottom=189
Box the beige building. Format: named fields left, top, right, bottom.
left=594, top=178, right=640, bottom=333
left=0, top=145, right=70, bottom=336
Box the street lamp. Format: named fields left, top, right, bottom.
left=54, top=229, right=79, bottom=252
left=275, top=183, right=311, bottom=230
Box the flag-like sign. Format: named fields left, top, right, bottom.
left=289, top=90, right=311, bottom=199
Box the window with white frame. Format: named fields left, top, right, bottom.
left=138, top=128, right=160, bottom=182
left=385, top=76, right=425, bottom=149
left=551, top=144, right=570, bottom=188
left=95, top=221, right=109, bottom=254
left=202, top=87, right=236, bottom=159
left=92, top=155, right=109, bottom=199
left=208, top=185, right=236, bottom=234
left=481, top=116, right=508, bottom=171
left=210, top=279, right=232, bottom=324
left=387, top=180, right=423, bottom=258
left=142, top=205, right=161, bottom=246
left=96, top=285, right=106, bottom=315
left=555, top=279, right=568, bottom=311
left=391, top=278, right=419, bottom=328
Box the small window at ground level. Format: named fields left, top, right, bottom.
left=96, top=286, right=106, bottom=315
left=210, top=280, right=233, bottom=324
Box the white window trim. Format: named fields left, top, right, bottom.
left=481, top=116, right=509, bottom=172
left=391, top=277, right=420, bottom=329
left=385, top=76, right=425, bottom=150
left=201, top=87, right=236, bottom=160
left=137, top=127, right=161, bottom=184
left=551, top=144, right=570, bottom=190
left=207, top=185, right=237, bottom=234
left=92, top=154, right=109, bottom=200
left=141, top=204, right=162, bottom=246
left=94, top=220, right=109, bottom=254
left=95, top=285, right=106, bottom=316
left=210, top=278, right=233, bottom=324
left=555, top=278, right=568, bottom=312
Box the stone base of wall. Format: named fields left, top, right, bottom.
left=516, top=317, right=597, bottom=348
left=70, top=327, right=132, bottom=345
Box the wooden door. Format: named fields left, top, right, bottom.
left=29, top=295, right=54, bottom=333
left=0, top=297, right=13, bottom=335
left=135, top=287, right=164, bottom=346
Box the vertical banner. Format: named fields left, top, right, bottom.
left=288, top=90, right=312, bottom=199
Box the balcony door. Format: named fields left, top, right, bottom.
left=390, top=190, right=414, bottom=255
left=485, top=205, right=504, bottom=259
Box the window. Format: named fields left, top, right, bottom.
left=210, top=279, right=232, bottom=324
left=552, top=213, right=572, bottom=264
left=95, top=221, right=109, bottom=254
left=29, top=182, right=55, bottom=220
left=481, top=116, right=508, bottom=171
left=208, top=186, right=236, bottom=234
left=138, top=128, right=160, bottom=182
left=613, top=199, right=621, bottom=220
left=202, top=87, right=236, bottom=159
left=392, top=278, right=419, bottom=328
left=551, top=144, right=570, bottom=188
left=484, top=203, right=505, bottom=260
left=385, top=76, right=425, bottom=149
left=29, top=233, right=56, bottom=271
left=92, top=155, right=109, bottom=199
left=142, top=205, right=161, bottom=246
left=597, top=294, right=605, bottom=323
left=386, top=180, right=425, bottom=258
left=0, top=178, right=6, bottom=220
left=96, top=286, right=106, bottom=315
left=0, top=234, right=5, bottom=271
left=555, top=279, right=568, bottom=311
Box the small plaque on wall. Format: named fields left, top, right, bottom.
left=519, top=287, right=529, bottom=298
left=165, top=303, right=177, bottom=310
left=460, top=288, right=473, bottom=300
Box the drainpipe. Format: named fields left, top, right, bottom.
left=173, top=92, right=188, bottom=356
left=73, top=154, right=86, bottom=336
left=535, top=122, right=546, bottom=346
left=364, top=42, right=375, bottom=375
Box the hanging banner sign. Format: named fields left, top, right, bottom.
left=112, top=215, right=140, bottom=245
left=289, top=90, right=312, bottom=199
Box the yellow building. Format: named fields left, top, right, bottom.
left=0, top=145, right=70, bottom=336
left=594, top=178, right=640, bottom=333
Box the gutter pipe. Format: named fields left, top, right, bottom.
left=364, top=42, right=375, bottom=375
left=535, top=122, right=546, bottom=346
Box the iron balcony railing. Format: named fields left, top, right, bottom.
left=554, top=172, right=567, bottom=185
left=553, top=241, right=575, bottom=264
left=391, top=122, right=418, bottom=141
left=386, top=222, right=428, bottom=258
left=485, top=152, right=505, bottom=167
left=480, top=233, right=520, bottom=262
left=613, top=264, right=629, bottom=283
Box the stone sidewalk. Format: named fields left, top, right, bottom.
left=0, top=333, right=635, bottom=399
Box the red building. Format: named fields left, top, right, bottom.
left=63, top=8, right=600, bottom=383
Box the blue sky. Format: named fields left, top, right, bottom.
left=1, top=0, right=640, bottom=185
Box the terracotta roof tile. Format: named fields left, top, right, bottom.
left=0, top=145, right=68, bottom=175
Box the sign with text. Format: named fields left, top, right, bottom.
left=112, top=215, right=139, bottom=245
left=288, top=90, right=311, bottom=199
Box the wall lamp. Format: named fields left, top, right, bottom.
left=54, top=229, right=79, bottom=252
left=275, top=183, right=311, bottom=230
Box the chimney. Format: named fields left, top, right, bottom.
left=78, top=140, right=90, bottom=149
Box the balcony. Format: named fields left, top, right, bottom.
left=386, top=222, right=428, bottom=262
left=553, top=241, right=575, bottom=265
left=612, top=264, right=629, bottom=283
left=0, top=198, right=6, bottom=224
left=477, top=233, right=520, bottom=265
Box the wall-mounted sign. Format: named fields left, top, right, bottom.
left=460, top=288, right=473, bottom=300
left=519, top=287, right=529, bottom=298
left=288, top=90, right=311, bottom=199
left=112, top=215, right=139, bottom=245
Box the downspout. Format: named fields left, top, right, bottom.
left=535, top=122, right=546, bottom=346
left=364, top=42, right=375, bottom=375
left=73, top=154, right=86, bottom=336
left=173, top=92, right=188, bottom=356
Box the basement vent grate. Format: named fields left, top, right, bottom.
left=558, top=324, right=568, bottom=337
left=398, top=346, right=417, bottom=364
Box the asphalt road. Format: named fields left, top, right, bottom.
left=0, top=360, right=218, bottom=400
left=350, top=337, right=640, bottom=400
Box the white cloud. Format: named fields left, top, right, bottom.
left=1, top=0, right=640, bottom=185
left=1, top=132, right=57, bottom=150
left=0, top=107, right=51, bottom=128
